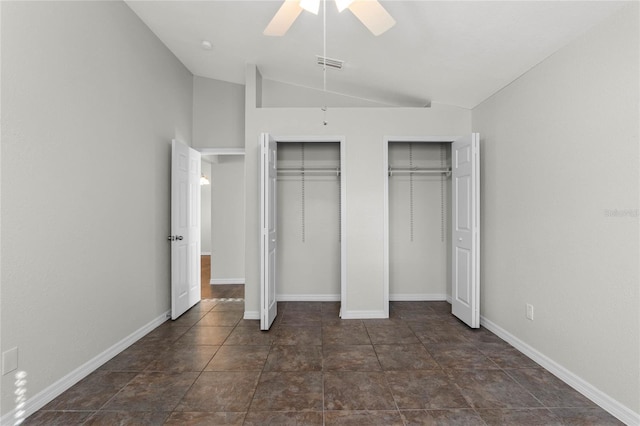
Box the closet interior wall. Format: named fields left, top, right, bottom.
left=277, top=142, right=341, bottom=300
left=389, top=142, right=452, bottom=300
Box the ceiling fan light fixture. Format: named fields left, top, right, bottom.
left=263, top=0, right=303, bottom=36
left=300, top=0, right=320, bottom=15
left=264, top=0, right=394, bottom=37
left=348, top=0, right=396, bottom=36
left=335, top=0, right=353, bottom=13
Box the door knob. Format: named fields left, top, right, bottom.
left=176, top=236, right=184, bottom=241
left=458, top=237, right=463, bottom=242
left=167, top=236, right=175, bottom=241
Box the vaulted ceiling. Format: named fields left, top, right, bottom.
left=125, top=1, right=628, bottom=108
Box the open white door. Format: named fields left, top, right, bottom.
left=451, top=133, right=480, bottom=328
left=260, top=133, right=278, bottom=330
left=170, top=139, right=201, bottom=320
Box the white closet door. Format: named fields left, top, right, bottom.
left=171, top=139, right=202, bottom=320
left=260, top=133, right=278, bottom=330
left=451, top=133, right=480, bottom=328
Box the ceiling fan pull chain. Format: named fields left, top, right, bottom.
left=301, top=143, right=306, bottom=243
left=440, top=143, right=446, bottom=242
left=338, top=163, right=342, bottom=243
left=409, top=142, right=414, bottom=243
left=322, top=0, right=328, bottom=125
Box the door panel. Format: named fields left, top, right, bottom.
left=260, top=133, right=278, bottom=330
left=451, top=134, right=480, bottom=328
left=456, top=176, right=471, bottom=231
left=455, top=247, right=471, bottom=304
left=171, top=139, right=201, bottom=320
left=188, top=150, right=201, bottom=308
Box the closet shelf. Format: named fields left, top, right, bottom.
left=388, top=167, right=451, bottom=177
left=278, top=167, right=341, bottom=176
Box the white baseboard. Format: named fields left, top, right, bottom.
left=390, top=293, right=448, bottom=301
left=243, top=310, right=260, bottom=320
left=276, top=294, right=341, bottom=302
left=340, top=310, right=387, bottom=319
left=480, top=315, right=639, bottom=426
left=0, top=310, right=169, bottom=426
left=200, top=252, right=211, bottom=256
left=210, top=278, right=245, bottom=285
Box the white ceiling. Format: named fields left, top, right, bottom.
left=125, top=1, right=628, bottom=109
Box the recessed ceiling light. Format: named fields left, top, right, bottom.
left=201, top=40, right=213, bottom=50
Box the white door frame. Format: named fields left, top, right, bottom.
left=269, top=135, right=347, bottom=313
left=382, top=135, right=479, bottom=322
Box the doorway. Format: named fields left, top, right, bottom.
left=199, top=150, right=246, bottom=301
left=387, top=141, right=452, bottom=302
left=277, top=141, right=341, bottom=300
left=201, top=159, right=213, bottom=299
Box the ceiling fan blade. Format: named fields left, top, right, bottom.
left=348, top=0, right=396, bottom=36
left=264, top=0, right=303, bottom=36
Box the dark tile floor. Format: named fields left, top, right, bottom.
left=24, top=298, right=622, bottom=425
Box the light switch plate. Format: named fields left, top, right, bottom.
left=526, top=304, right=534, bottom=321
left=2, top=347, right=18, bottom=375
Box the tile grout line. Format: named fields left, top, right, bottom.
left=321, top=320, right=326, bottom=426
left=244, top=301, right=283, bottom=420
left=159, top=299, right=217, bottom=422
left=86, top=315, right=197, bottom=419
left=363, top=322, right=404, bottom=423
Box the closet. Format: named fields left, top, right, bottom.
left=384, top=135, right=480, bottom=328
left=277, top=142, right=341, bottom=299
left=260, top=134, right=346, bottom=329
left=388, top=142, right=451, bottom=300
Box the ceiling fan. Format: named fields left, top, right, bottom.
left=264, top=0, right=396, bottom=37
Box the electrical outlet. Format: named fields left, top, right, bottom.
left=526, top=304, right=534, bottom=321
left=2, top=347, right=18, bottom=375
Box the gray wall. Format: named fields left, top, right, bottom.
left=0, top=1, right=193, bottom=416
left=193, top=76, right=245, bottom=149
left=262, top=79, right=397, bottom=108
left=210, top=155, right=245, bottom=282
left=473, top=3, right=639, bottom=414
left=192, top=76, right=246, bottom=282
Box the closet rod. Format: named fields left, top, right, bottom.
left=278, top=167, right=341, bottom=176
left=388, top=167, right=451, bottom=177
